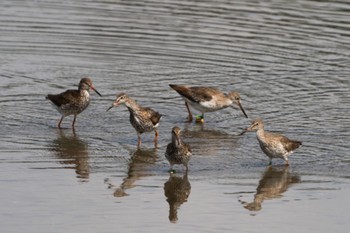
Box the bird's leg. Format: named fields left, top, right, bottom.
left=72, top=127, right=76, bottom=136
left=195, top=113, right=204, bottom=123
left=137, top=135, right=142, bottom=147
left=154, top=129, right=159, bottom=140
left=185, top=164, right=189, bottom=172
left=185, top=102, right=193, bottom=122
left=72, top=115, right=77, bottom=129
left=284, top=158, right=289, bottom=166
left=57, top=116, right=64, bottom=129
left=154, top=129, right=159, bottom=148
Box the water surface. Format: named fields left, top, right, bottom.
left=1, top=0, right=350, bottom=232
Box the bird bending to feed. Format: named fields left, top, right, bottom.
left=169, top=84, right=248, bottom=123
left=107, top=93, right=162, bottom=147
left=240, top=118, right=302, bottom=166
left=46, top=77, right=102, bottom=129
left=165, top=126, right=192, bottom=173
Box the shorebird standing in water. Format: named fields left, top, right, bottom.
left=46, top=77, right=102, bottom=129
left=240, top=118, right=302, bottom=166
left=165, top=126, right=192, bottom=173
left=107, top=93, right=162, bottom=147
left=169, top=84, right=248, bottom=123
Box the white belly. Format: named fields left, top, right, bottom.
left=185, top=98, right=225, bottom=113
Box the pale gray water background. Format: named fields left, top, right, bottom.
left=1, top=0, right=350, bottom=232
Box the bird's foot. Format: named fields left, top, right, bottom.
left=195, top=115, right=204, bottom=123
left=168, top=169, right=176, bottom=174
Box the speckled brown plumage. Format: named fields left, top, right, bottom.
left=240, top=118, right=302, bottom=165
left=165, top=126, right=192, bottom=172
left=107, top=93, right=162, bottom=147
left=46, top=77, right=102, bottom=129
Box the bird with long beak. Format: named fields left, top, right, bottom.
left=169, top=84, right=248, bottom=123
left=165, top=126, right=192, bottom=173
left=240, top=118, right=302, bottom=166
left=107, top=93, right=162, bottom=147
left=46, top=77, right=102, bottom=129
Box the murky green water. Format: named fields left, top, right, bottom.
left=1, top=0, right=350, bottom=232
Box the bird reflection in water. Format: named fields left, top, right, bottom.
left=164, top=171, right=191, bottom=223
left=240, top=166, right=300, bottom=212
left=105, top=147, right=158, bottom=197
left=49, top=129, right=90, bottom=182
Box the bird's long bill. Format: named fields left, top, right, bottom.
left=238, top=101, right=248, bottom=118
left=91, top=87, right=102, bottom=97
left=106, top=105, right=114, bottom=112
left=106, top=102, right=120, bottom=111
left=238, top=129, right=248, bottom=136
left=238, top=123, right=254, bottom=136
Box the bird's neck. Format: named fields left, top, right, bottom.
left=223, top=98, right=234, bottom=108
left=124, top=99, right=141, bottom=111
left=80, top=89, right=90, bottom=98
left=172, top=134, right=182, bottom=146
left=256, top=127, right=265, bottom=141
left=78, top=85, right=89, bottom=91
left=218, top=94, right=232, bottom=106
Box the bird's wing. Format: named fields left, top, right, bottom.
left=189, top=87, right=219, bottom=102
left=46, top=90, right=80, bottom=107
left=142, top=107, right=162, bottom=125
left=170, top=84, right=220, bottom=103
left=280, top=136, right=302, bottom=152
left=184, top=143, right=192, bottom=155
left=267, top=131, right=302, bottom=152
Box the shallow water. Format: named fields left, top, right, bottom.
left=1, top=0, right=350, bottom=232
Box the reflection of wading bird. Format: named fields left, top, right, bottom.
left=105, top=148, right=158, bottom=197
left=240, top=166, right=300, bottom=211
left=46, top=78, right=102, bottom=129
left=169, top=84, right=248, bottom=123
left=165, top=127, right=192, bottom=172
left=107, top=93, right=162, bottom=147
left=164, top=172, right=191, bottom=223
left=49, top=130, right=90, bottom=181
left=240, top=118, right=302, bottom=165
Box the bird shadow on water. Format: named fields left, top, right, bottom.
left=164, top=171, right=191, bottom=223
left=48, top=129, right=90, bottom=182
left=105, top=147, right=158, bottom=197
left=238, top=166, right=301, bottom=214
